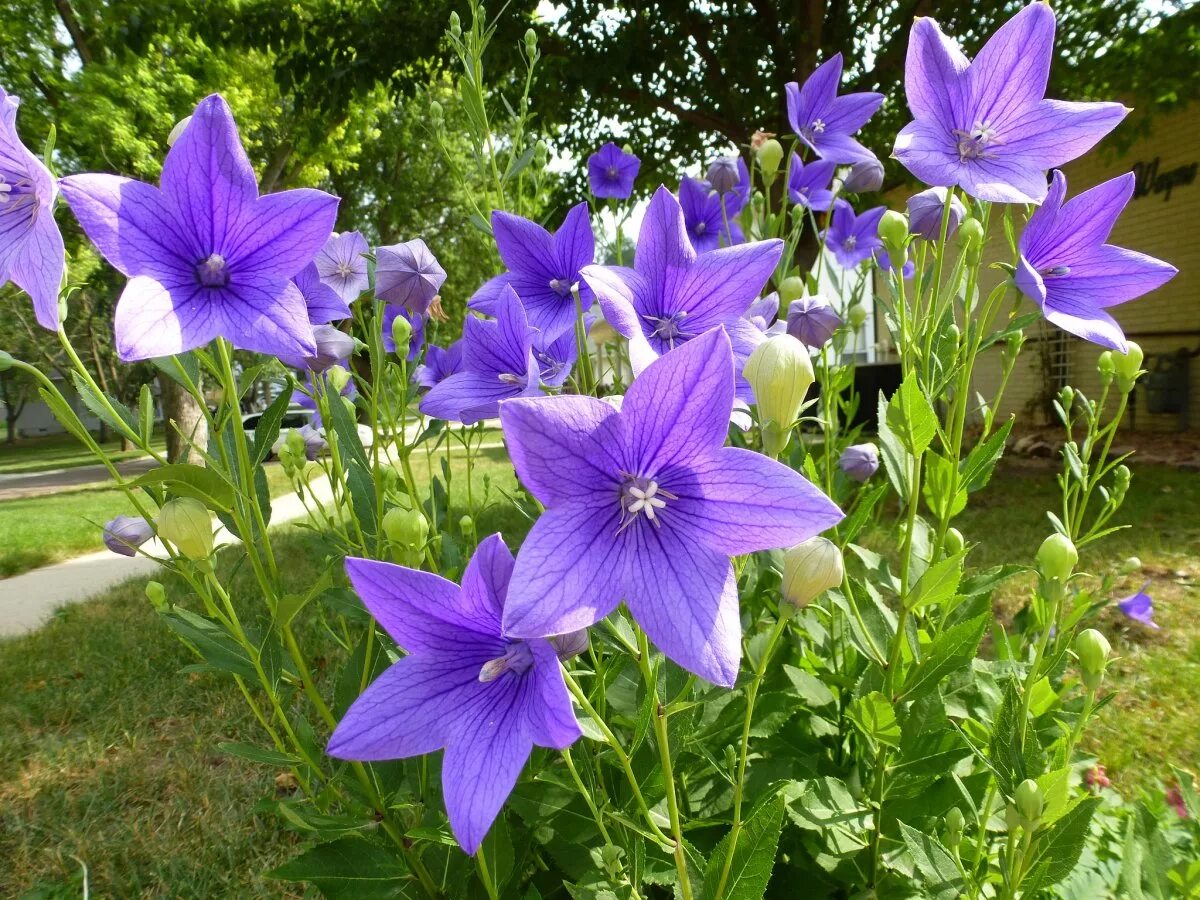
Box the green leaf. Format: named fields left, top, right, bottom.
left=133, top=463, right=234, bottom=512
left=38, top=386, right=90, bottom=444
left=922, top=452, right=966, bottom=521
left=839, top=482, right=888, bottom=544
left=886, top=372, right=937, bottom=457
left=1019, top=796, right=1102, bottom=893
left=900, top=612, right=987, bottom=702
left=988, top=678, right=1044, bottom=796
left=138, top=383, right=155, bottom=444
left=252, top=386, right=294, bottom=465
left=906, top=551, right=965, bottom=611
left=160, top=608, right=256, bottom=679
left=783, top=665, right=835, bottom=708
left=326, top=389, right=370, bottom=470
left=960, top=419, right=1013, bottom=493
left=877, top=390, right=912, bottom=499
left=702, top=796, right=785, bottom=900
left=848, top=691, right=900, bottom=747
left=959, top=565, right=1024, bottom=598
left=71, top=371, right=139, bottom=440
left=152, top=352, right=200, bottom=389
left=267, top=836, right=412, bottom=898
left=217, top=741, right=300, bottom=767
left=1170, top=765, right=1200, bottom=820
left=899, top=821, right=965, bottom=900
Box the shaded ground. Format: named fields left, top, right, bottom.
left=0, top=457, right=158, bottom=500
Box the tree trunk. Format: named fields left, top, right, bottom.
left=5, top=410, right=16, bottom=443
left=158, top=372, right=208, bottom=464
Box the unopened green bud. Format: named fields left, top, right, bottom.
left=534, top=139, right=548, bottom=167
left=285, top=428, right=306, bottom=459
left=847, top=304, right=868, bottom=329
left=957, top=217, right=984, bottom=251
left=1114, top=342, right=1143, bottom=393
left=1014, top=779, right=1043, bottom=825
left=383, top=507, right=429, bottom=549
left=157, top=497, right=214, bottom=560
left=1036, top=533, right=1077, bottom=583
left=1003, top=330, right=1025, bottom=365
left=778, top=275, right=807, bottom=304
left=1097, top=350, right=1115, bottom=385
left=1114, top=464, right=1131, bottom=485
left=781, top=537, right=844, bottom=608
left=0, top=350, right=14, bottom=371
left=327, top=365, right=352, bottom=394
left=945, top=527, right=964, bottom=556
left=524, top=28, right=538, bottom=53
left=459, top=514, right=474, bottom=536
left=945, top=807, right=965, bottom=847
left=429, top=100, right=444, bottom=126
left=756, top=138, right=783, bottom=181
left=1075, top=628, right=1111, bottom=688
left=1120, top=556, right=1142, bottom=575
left=146, top=581, right=168, bottom=610
left=448, top=11, right=461, bottom=38
left=1059, top=385, right=1075, bottom=412
left=744, top=335, right=814, bottom=456
left=878, top=210, right=909, bottom=250
left=946, top=322, right=961, bottom=345
left=390, top=314, right=413, bottom=354
left=277, top=445, right=296, bottom=474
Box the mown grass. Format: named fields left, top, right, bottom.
left=0, top=432, right=165, bottom=476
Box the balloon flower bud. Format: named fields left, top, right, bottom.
left=1114, top=341, right=1143, bottom=393
left=782, top=538, right=844, bottom=608
left=1120, top=556, right=1142, bottom=575
left=145, top=580, right=168, bottom=611
left=1058, top=385, right=1075, bottom=413
left=375, top=238, right=447, bottom=316
left=842, top=157, right=884, bottom=193
left=429, top=100, right=444, bottom=127
left=756, top=138, right=783, bottom=181
left=1075, top=628, right=1111, bottom=692
left=706, top=156, right=742, bottom=195
left=839, top=443, right=879, bottom=483
left=383, top=507, right=429, bottom=550
left=1014, top=779, right=1043, bottom=826
left=744, top=335, right=814, bottom=455
left=786, top=294, right=842, bottom=349
left=327, top=365, right=352, bottom=395
left=1036, top=533, right=1077, bottom=602
left=298, top=423, right=327, bottom=460
left=877, top=210, right=909, bottom=252
left=1005, top=803, right=1022, bottom=833
left=1097, top=350, right=1115, bottom=385
left=284, top=427, right=307, bottom=460
left=944, top=527, right=965, bottom=556
left=103, top=515, right=155, bottom=557
left=777, top=275, right=808, bottom=304
left=907, top=187, right=966, bottom=241
left=524, top=27, right=538, bottom=55
left=534, top=139, right=548, bottom=167
left=291, top=324, right=354, bottom=374
left=550, top=629, right=589, bottom=662
left=449, top=11, right=461, bottom=38
left=847, top=304, right=868, bottom=330
left=390, top=312, right=414, bottom=354
left=957, top=217, right=984, bottom=252
left=167, top=115, right=193, bottom=147
left=0, top=350, right=13, bottom=372
left=945, top=807, right=965, bottom=848
left=157, top=498, right=214, bottom=561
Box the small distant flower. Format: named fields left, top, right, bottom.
left=375, top=238, right=446, bottom=316
left=1015, top=170, right=1176, bottom=353
left=61, top=94, right=337, bottom=361
left=787, top=154, right=837, bottom=211
left=422, top=286, right=540, bottom=424
left=893, top=5, right=1128, bottom=203
left=744, top=293, right=785, bottom=336
left=499, top=329, right=843, bottom=685
left=382, top=305, right=425, bottom=362
left=824, top=200, right=885, bottom=269
left=1166, top=785, right=1189, bottom=819
left=839, top=443, right=879, bottom=482
left=0, top=85, right=65, bottom=331
left=328, top=534, right=581, bottom=854
left=469, top=204, right=595, bottom=342
left=706, top=156, right=742, bottom=195
left=907, top=187, right=966, bottom=241
left=414, top=340, right=463, bottom=389
left=679, top=177, right=745, bottom=253
left=293, top=260, right=351, bottom=325
left=587, top=142, right=640, bottom=199
left=874, top=247, right=914, bottom=280
left=534, top=313, right=594, bottom=388
left=786, top=294, right=842, bottom=349
left=841, top=157, right=884, bottom=193
left=1083, top=764, right=1111, bottom=792
left=315, top=231, right=369, bottom=304
left=1116, top=581, right=1159, bottom=629
left=103, top=515, right=154, bottom=557
left=297, top=422, right=327, bottom=460
left=786, top=53, right=884, bottom=164
left=280, top=323, right=356, bottom=373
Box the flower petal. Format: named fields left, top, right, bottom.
left=904, top=17, right=970, bottom=124
left=999, top=99, right=1129, bottom=172
left=113, top=275, right=219, bottom=361
left=636, top=186, right=696, bottom=298
left=467, top=273, right=515, bottom=314
left=1042, top=298, right=1127, bottom=352
left=224, top=188, right=340, bottom=279
left=315, top=230, right=369, bottom=303
left=790, top=53, right=843, bottom=127
left=10, top=210, right=65, bottom=331
left=1045, top=245, right=1177, bottom=309
left=665, top=238, right=783, bottom=333
left=459, top=534, right=515, bottom=629
left=216, top=276, right=316, bottom=359
left=968, top=2, right=1054, bottom=127
left=554, top=202, right=596, bottom=282
left=581, top=264, right=660, bottom=373
left=492, top=209, right=555, bottom=278
left=958, top=155, right=1050, bottom=205
left=462, top=286, right=537, bottom=378
left=822, top=91, right=885, bottom=136
left=892, top=120, right=960, bottom=189
left=421, top=370, right=537, bottom=425
left=1026, top=172, right=1131, bottom=265
left=526, top=640, right=583, bottom=749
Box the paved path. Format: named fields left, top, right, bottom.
left=0, top=477, right=334, bottom=638
left=0, top=457, right=159, bottom=500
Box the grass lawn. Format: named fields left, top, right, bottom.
left=0, top=447, right=1195, bottom=894
left=0, top=432, right=166, bottom=476
left=0, top=464, right=296, bottom=577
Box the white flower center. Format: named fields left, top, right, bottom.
left=195, top=253, right=230, bottom=288
left=844, top=235, right=857, bottom=250
left=478, top=642, right=534, bottom=682
left=549, top=277, right=573, bottom=297
left=810, top=119, right=826, bottom=134
left=954, top=122, right=999, bottom=161
left=617, top=474, right=677, bottom=534
left=336, top=261, right=355, bottom=278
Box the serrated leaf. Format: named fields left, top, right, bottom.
left=71, top=371, right=139, bottom=440
left=252, top=385, right=294, bottom=464
left=900, top=611, right=987, bottom=702
left=906, top=551, right=965, bottom=611
left=899, top=821, right=965, bottom=900
left=160, top=607, right=255, bottom=679
left=267, top=836, right=410, bottom=898
left=784, top=665, right=835, bottom=708
left=886, top=372, right=937, bottom=457
left=702, top=796, right=784, bottom=900
left=133, top=463, right=234, bottom=512
left=152, top=352, right=200, bottom=389
left=1019, top=797, right=1102, bottom=893
left=960, top=418, right=1013, bottom=493
left=849, top=691, right=900, bottom=747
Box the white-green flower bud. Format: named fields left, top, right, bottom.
left=756, top=138, right=783, bottom=182
left=781, top=537, right=844, bottom=608
left=945, top=807, right=965, bottom=848
left=534, top=139, right=548, bottom=167
left=429, top=100, right=444, bottom=127
left=1097, top=350, right=1115, bottom=386
left=1114, top=341, right=1143, bottom=393
left=327, top=365, right=352, bottom=395
left=944, top=527, right=964, bottom=556
left=391, top=314, right=413, bottom=354
left=157, top=497, right=214, bottom=560
left=957, top=217, right=984, bottom=251
left=459, top=514, right=474, bottom=536
left=1075, top=628, right=1111, bottom=691
left=285, top=427, right=306, bottom=459
left=167, top=115, right=193, bottom=147
left=878, top=210, right=909, bottom=251
left=1059, top=385, right=1075, bottom=413
left=0, top=350, right=14, bottom=372
left=383, top=507, right=429, bottom=550
left=777, top=275, right=807, bottom=304
left=448, top=11, right=461, bottom=38
left=1120, top=556, right=1142, bottom=575
left=1036, top=533, right=1077, bottom=583
left=145, top=580, right=168, bottom=611
left=524, top=28, right=538, bottom=54
left=847, top=304, right=868, bottom=330
left=744, top=335, right=814, bottom=456
left=1014, top=779, right=1043, bottom=825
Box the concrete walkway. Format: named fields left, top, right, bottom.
left=0, top=477, right=334, bottom=638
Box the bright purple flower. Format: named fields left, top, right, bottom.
left=744, top=293, right=785, bottom=336
left=874, top=247, right=915, bottom=280
left=534, top=313, right=594, bottom=389
left=315, top=231, right=369, bottom=304
left=824, top=200, right=885, bottom=268
left=587, top=142, right=640, bottom=199
left=293, top=261, right=351, bottom=325
left=582, top=185, right=782, bottom=391
left=469, top=204, right=595, bottom=342
left=787, top=154, right=836, bottom=211
left=102, top=515, right=154, bottom=556
left=60, top=95, right=336, bottom=361
left=907, top=187, right=966, bottom=240
left=328, top=535, right=581, bottom=854
left=786, top=294, right=842, bottom=348
left=842, top=157, right=884, bottom=193
left=1015, top=170, right=1176, bottom=352
left=1117, top=581, right=1159, bottom=629
left=422, top=286, right=540, bottom=424
left=785, top=53, right=884, bottom=164
left=414, top=340, right=463, bottom=389
left=0, top=85, right=65, bottom=331
left=382, top=305, right=425, bottom=361
left=839, top=443, right=879, bottom=482
left=280, top=323, right=355, bottom=373
left=498, top=329, right=843, bottom=685
left=679, top=177, right=744, bottom=253
left=893, top=5, right=1128, bottom=204
left=375, top=238, right=446, bottom=316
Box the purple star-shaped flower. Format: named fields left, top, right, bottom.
left=376, top=238, right=446, bottom=316
left=315, top=231, right=369, bottom=304
left=587, top=142, right=640, bottom=199
left=328, top=534, right=581, bottom=854
left=583, top=185, right=782, bottom=385
left=1116, top=581, right=1158, bottom=629
left=893, top=4, right=1128, bottom=204
left=824, top=200, right=885, bottom=268
left=422, top=286, right=540, bottom=424
left=787, top=154, right=837, bottom=211
left=1014, top=170, right=1176, bottom=352
left=786, top=294, right=842, bottom=348
left=0, top=85, right=65, bottom=332
left=414, top=340, right=463, bottom=389
left=469, top=204, right=595, bottom=342
left=60, top=95, right=336, bottom=361
left=786, top=53, right=884, bottom=164
left=679, top=176, right=745, bottom=253
left=534, top=313, right=595, bottom=389
left=293, top=260, right=351, bottom=325
left=499, top=329, right=843, bottom=685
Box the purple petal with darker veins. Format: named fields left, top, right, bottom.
left=467, top=273, right=515, bottom=315
left=579, top=264, right=659, bottom=374
left=113, top=276, right=220, bottom=361
left=1022, top=172, right=1126, bottom=265
left=822, top=92, right=886, bottom=139
left=667, top=238, right=784, bottom=331
left=294, top=261, right=351, bottom=324
left=526, top=640, right=583, bottom=749
left=958, top=154, right=1051, bottom=205
left=215, top=277, right=315, bottom=359
left=967, top=2, right=1054, bottom=126
left=462, top=287, right=537, bottom=378
left=998, top=99, right=1128, bottom=172
left=11, top=212, right=65, bottom=330
left=421, top=371, right=536, bottom=425
left=459, top=534, right=515, bottom=627
left=492, top=209, right=555, bottom=278
left=554, top=202, right=596, bottom=283
left=1048, top=246, right=1177, bottom=308
left=903, top=17, right=970, bottom=125
left=315, top=230, right=369, bottom=303
left=1041, top=301, right=1127, bottom=352
left=636, top=187, right=695, bottom=296
left=224, top=188, right=339, bottom=279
